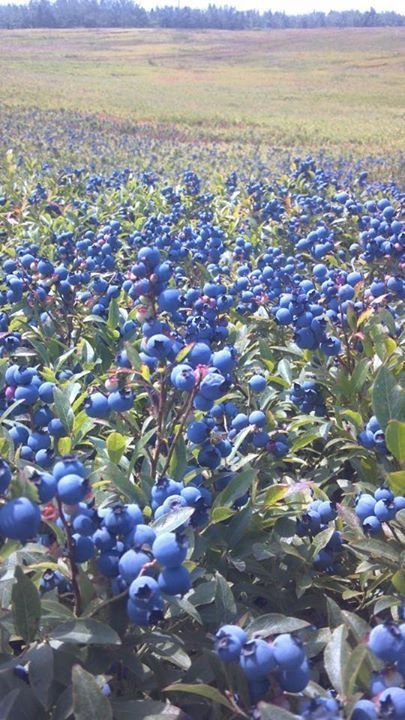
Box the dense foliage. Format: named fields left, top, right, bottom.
left=0, top=1, right=404, bottom=30
left=0, top=114, right=404, bottom=720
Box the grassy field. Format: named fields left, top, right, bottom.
left=0, top=27, right=404, bottom=152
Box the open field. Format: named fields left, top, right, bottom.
left=0, top=27, right=404, bottom=151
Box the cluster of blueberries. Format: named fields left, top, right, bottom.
left=296, top=498, right=343, bottom=572
left=359, top=417, right=388, bottom=455
left=0, top=454, right=196, bottom=623
left=214, top=625, right=310, bottom=703
left=290, top=380, right=327, bottom=416
left=214, top=620, right=405, bottom=718
left=2, top=364, right=73, bottom=467
left=355, top=487, right=405, bottom=535
left=352, top=621, right=405, bottom=720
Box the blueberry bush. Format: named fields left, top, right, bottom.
left=0, top=113, right=404, bottom=720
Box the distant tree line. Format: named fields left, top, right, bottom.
left=0, top=1, right=403, bottom=30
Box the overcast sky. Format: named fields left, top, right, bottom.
left=0, top=0, right=403, bottom=9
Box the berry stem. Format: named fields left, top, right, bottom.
left=56, top=496, right=82, bottom=616
left=160, top=385, right=198, bottom=478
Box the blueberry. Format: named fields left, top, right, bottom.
left=85, top=392, right=110, bottom=418
left=379, top=687, right=405, bottom=720
left=158, top=565, right=191, bottom=595
left=171, top=364, right=195, bottom=392
left=272, top=633, right=306, bottom=670
left=126, top=524, right=156, bottom=549
left=375, top=499, right=396, bottom=523
left=317, top=500, right=337, bottom=524
left=187, top=420, right=209, bottom=444
left=103, top=503, right=140, bottom=535
left=248, top=410, right=266, bottom=427
left=53, top=456, right=86, bottom=481
left=276, top=657, right=310, bottom=692
left=152, top=531, right=188, bottom=568
left=108, top=389, right=134, bottom=412
left=118, top=550, right=150, bottom=584
left=57, top=474, right=88, bottom=505
left=240, top=639, right=276, bottom=680
left=355, top=493, right=376, bottom=521
left=72, top=534, right=94, bottom=563
left=363, top=516, right=382, bottom=535
left=248, top=375, right=266, bottom=392
left=368, top=623, right=405, bottom=662
left=352, top=699, right=377, bottom=720
left=128, top=576, right=160, bottom=606
left=97, top=548, right=121, bottom=577
left=145, top=334, right=172, bottom=360
left=187, top=342, right=212, bottom=367
left=0, top=497, right=41, bottom=542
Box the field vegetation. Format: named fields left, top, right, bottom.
left=0, top=27, right=404, bottom=152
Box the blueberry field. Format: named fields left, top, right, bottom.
left=0, top=26, right=404, bottom=720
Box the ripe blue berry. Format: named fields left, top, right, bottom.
left=240, top=639, right=276, bottom=680
left=152, top=531, right=188, bottom=568
left=379, top=687, right=405, bottom=720
left=0, top=497, right=41, bottom=542
left=57, top=474, right=88, bottom=505
left=368, top=623, right=405, bottom=662
left=272, top=633, right=306, bottom=670
left=158, top=565, right=191, bottom=596
left=352, top=699, right=378, bottom=720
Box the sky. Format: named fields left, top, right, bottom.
left=0, top=0, right=403, bottom=9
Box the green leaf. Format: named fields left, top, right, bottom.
left=351, top=358, right=370, bottom=392
left=371, top=367, right=404, bottom=430
left=344, top=644, right=370, bottom=697
left=387, top=471, right=405, bottom=495
left=385, top=421, right=405, bottom=463
left=392, top=571, right=405, bottom=594
left=248, top=613, right=310, bottom=637
left=310, top=527, right=336, bottom=560
left=147, top=632, right=191, bottom=670
left=12, top=566, right=41, bottom=643
left=211, top=506, right=235, bottom=523
left=291, top=431, right=319, bottom=453
left=50, top=619, right=121, bottom=645
left=278, top=358, right=292, bottom=383
left=28, top=643, right=54, bottom=710
left=348, top=538, right=400, bottom=566
left=72, top=665, right=112, bottom=720
left=166, top=595, right=203, bottom=624
left=213, top=467, right=255, bottom=508
left=102, top=462, right=142, bottom=503
left=215, top=572, right=237, bottom=624
left=264, top=484, right=289, bottom=508
left=53, top=387, right=74, bottom=433
left=151, top=506, right=195, bottom=535
left=164, top=683, right=236, bottom=712
left=106, top=432, right=127, bottom=464
left=341, top=611, right=370, bottom=643
left=124, top=342, right=143, bottom=371
left=175, top=342, right=194, bottom=363
left=107, top=298, right=120, bottom=330
left=168, top=433, right=188, bottom=481
left=51, top=685, right=73, bottom=720
left=324, top=624, right=350, bottom=696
